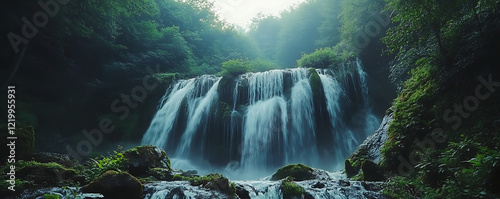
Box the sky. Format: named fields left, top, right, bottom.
left=212, top=0, right=307, bottom=29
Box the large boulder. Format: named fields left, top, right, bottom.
left=123, top=145, right=171, bottom=176
left=81, top=170, right=143, bottom=199
left=202, top=173, right=233, bottom=195
left=271, top=164, right=315, bottom=181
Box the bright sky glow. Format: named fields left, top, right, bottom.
left=212, top=0, right=307, bottom=29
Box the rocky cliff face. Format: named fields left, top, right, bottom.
left=349, top=112, right=393, bottom=164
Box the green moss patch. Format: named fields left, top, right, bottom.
left=280, top=177, right=305, bottom=198
left=271, top=163, right=315, bottom=181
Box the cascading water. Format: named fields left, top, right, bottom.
left=141, top=59, right=379, bottom=179
left=141, top=75, right=221, bottom=157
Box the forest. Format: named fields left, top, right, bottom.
left=1, top=0, right=499, bottom=198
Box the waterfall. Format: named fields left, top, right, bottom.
left=141, top=59, right=378, bottom=178
left=141, top=75, right=221, bottom=155
left=177, top=78, right=221, bottom=157
left=317, top=71, right=358, bottom=168
left=289, top=69, right=318, bottom=165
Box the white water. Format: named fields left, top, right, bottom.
left=141, top=60, right=379, bottom=179
left=141, top=78, right=197, bottom=149
left=289, top=71, right=318, bottom=165
left=177, top=78, right=221, bottom=157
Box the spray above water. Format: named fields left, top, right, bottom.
left=141, top=59, right=379, bottom=179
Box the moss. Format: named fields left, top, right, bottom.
left=217, top=101, right=233, bottom=120
left=271, top=163, right=315, bottom=181
left=138, top=176, right=156, bottom=184
left=147, top=168, right=173, bottom=181
left=13, top=161, right=79, bottom=187
left=172, top=174, right=183, bottom=181
left=43, top=194, right=60, bottom=199
left=280, top=177, right=305, bottom=198
left=173, top=173, right=236, bottom=196
left=351, top=172, right=364, bottom=181
left=308, top=68, right=322, bottom=97
left=381, top=58, right=440, bottom=171
left=123, top=145, right=172, bottom=176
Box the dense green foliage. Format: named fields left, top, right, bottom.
left=74, top=149, right=128, bottom=184
left=380, top=0, right=500, bottom=198
left=297, top=47, right=342, bottom=68
left=218, top=59, right=250, bottom=77
left=384, top=0, right=500, bottom=83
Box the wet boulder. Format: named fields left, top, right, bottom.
left=122, top=145, right=171, bottom=176
left=81, top=170, right=143, bottom=199
left=271, top=164, right=315, bottom=181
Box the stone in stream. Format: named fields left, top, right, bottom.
left=81, top=170, right=143, bottom=199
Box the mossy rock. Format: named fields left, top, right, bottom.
left=172, top=174, right=183, bottom=181
left=147, top=168, right=173, bottom=181
left=217, top=101, right=233, bottom=120
left=31, top=152, right=73, bottom=168
left=16, top=161, right=80, bottom=187
left=280, top=177, right=305, bottom=199
left=81, top=170, right=143, bottom=199
left=173, top=173, right=236, bottom=196
left=123, top=145, right=171, bottom=176
left=361, top=160, right=384, bottom=181
left=271, top=164, right=315, bottom=181
left=308, top=68, right=322, bottom=97
left=202, top=173, right=235, bottom=196
left=0, top=125, right=35, bottom=164
left=345, top=159, right=359, bottom=178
